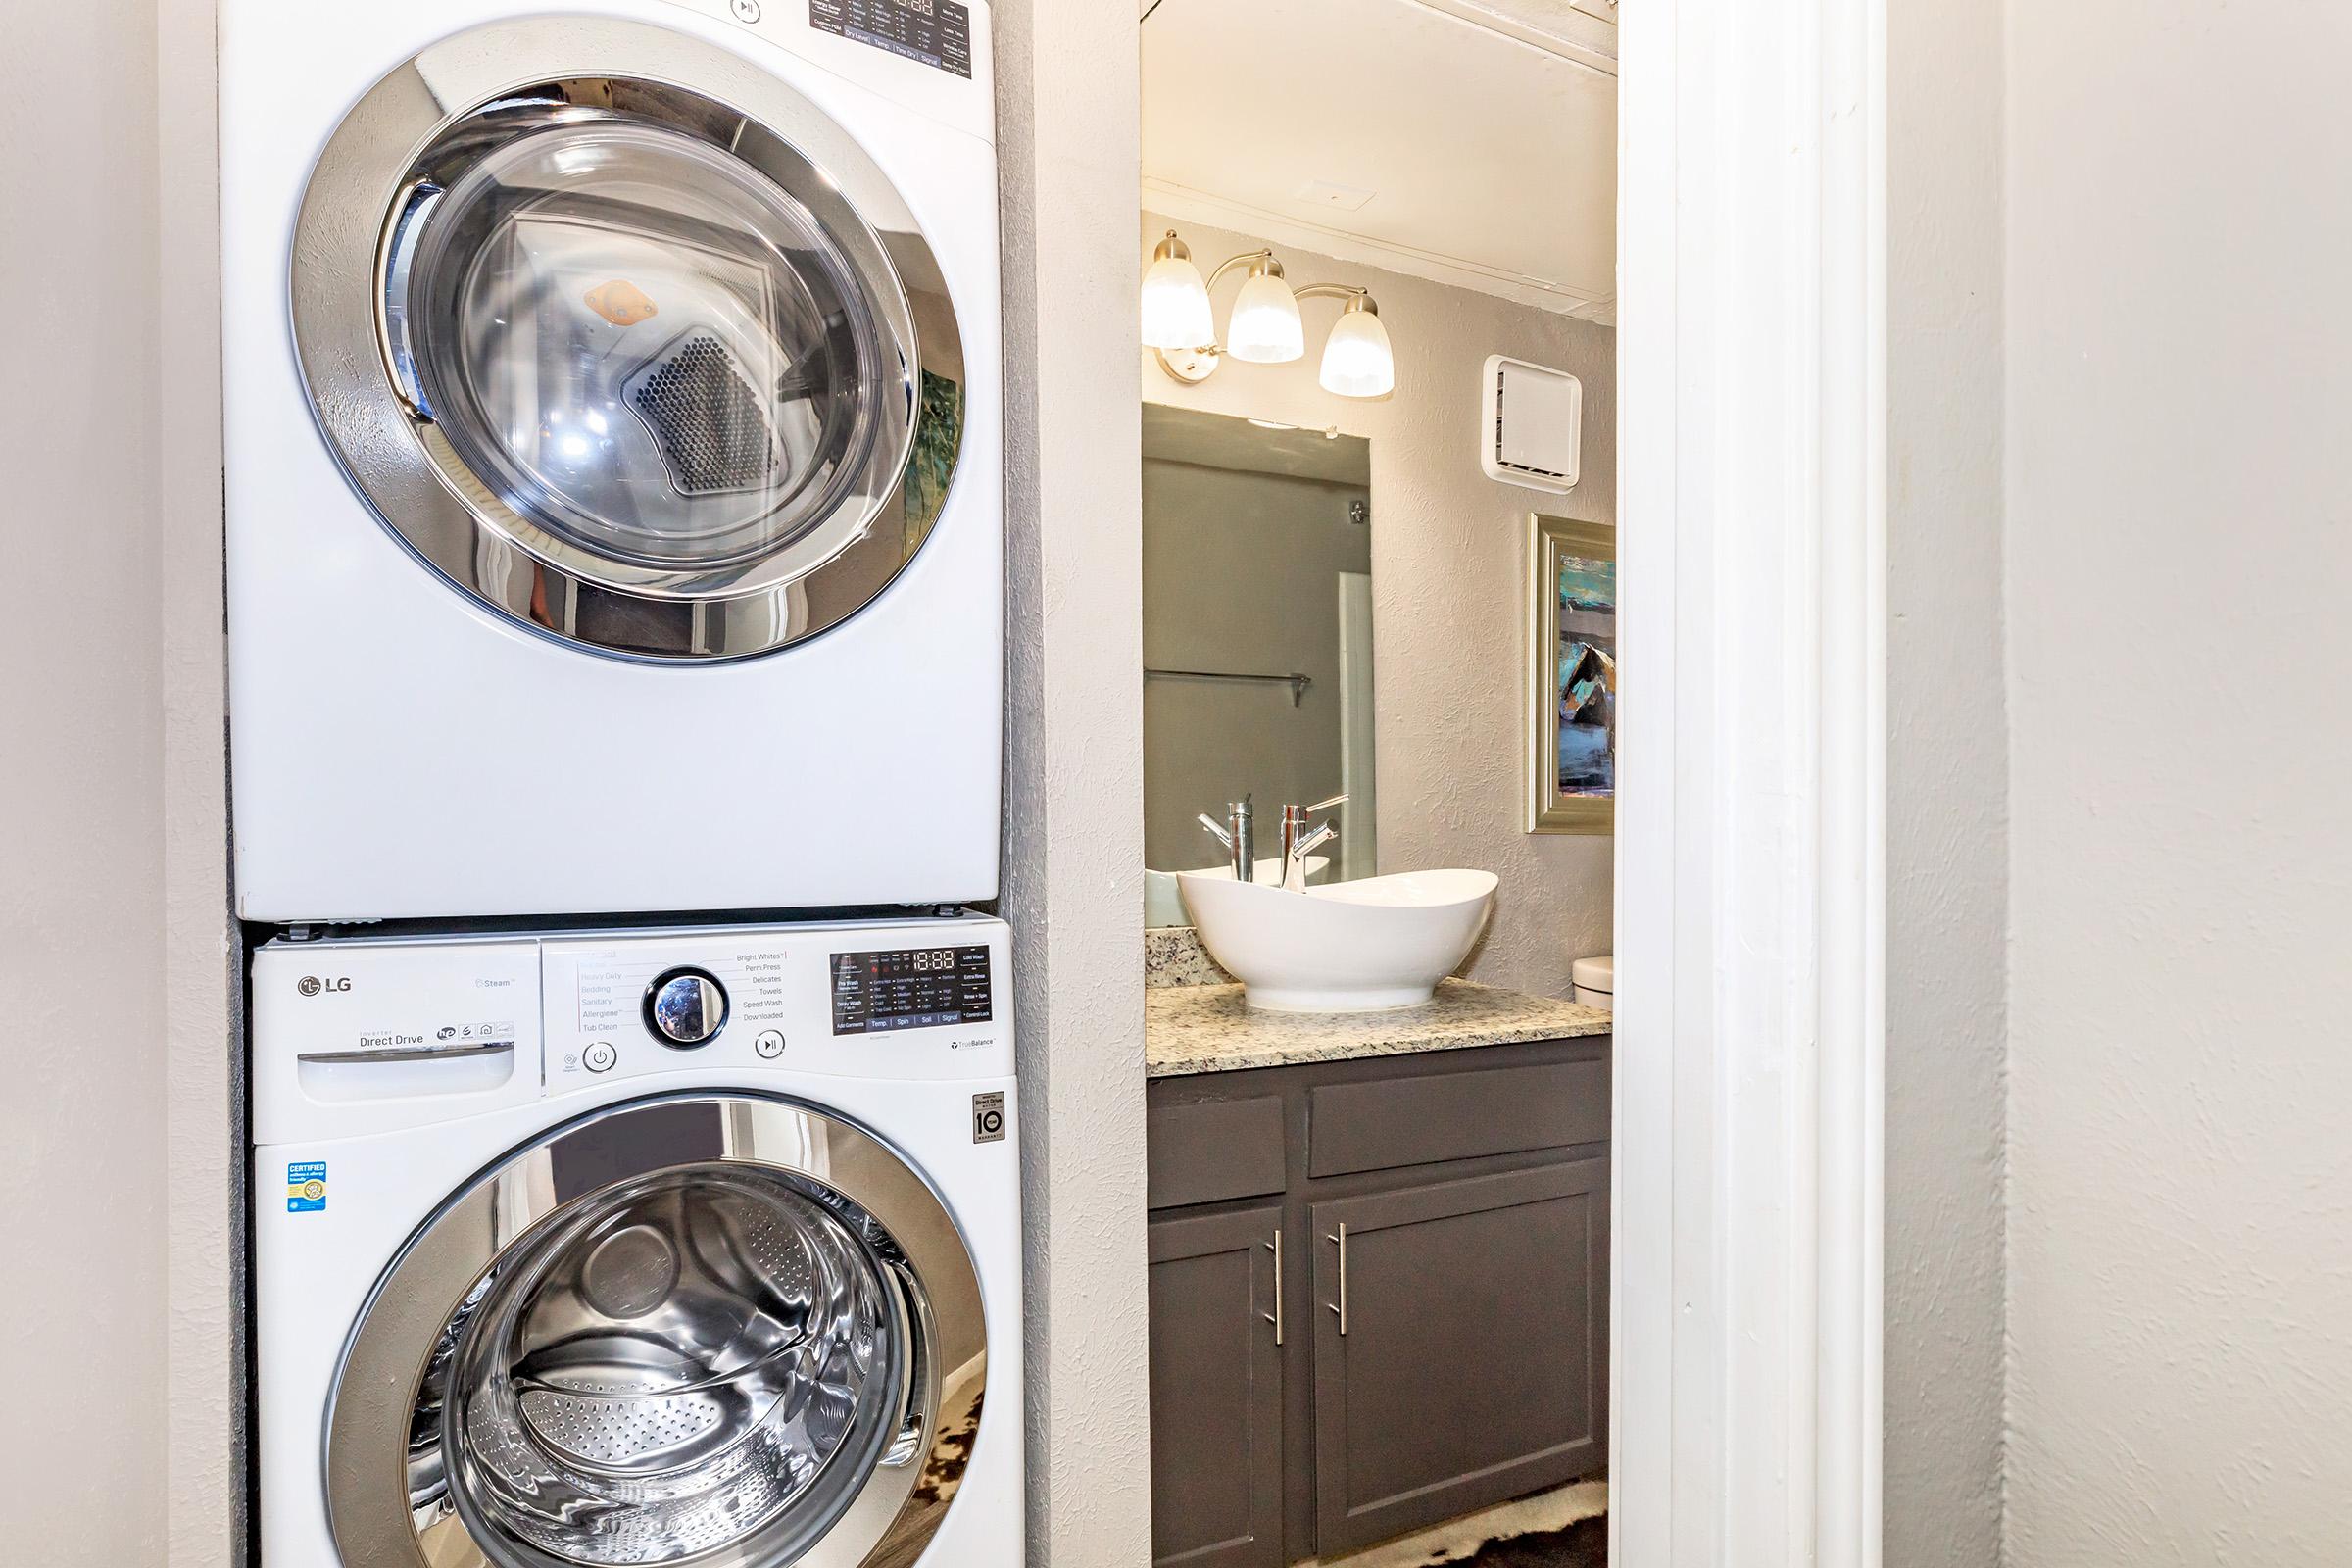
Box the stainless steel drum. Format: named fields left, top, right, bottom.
left=326, top=1095, right=987, bottom=1568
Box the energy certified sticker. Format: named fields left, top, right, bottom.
left=286, top=1161, right=328, bottom=1214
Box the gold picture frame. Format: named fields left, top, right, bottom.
left=1527, top=514, right=1617, bottom=834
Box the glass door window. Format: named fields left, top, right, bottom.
left=292, top=21, right=970, bottom=661
left=400, top=121, right=901, bottom=576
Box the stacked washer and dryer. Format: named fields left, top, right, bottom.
left=220, top=2, right=1018, bottom=1565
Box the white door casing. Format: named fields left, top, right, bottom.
left=1612, top=0, right=1886, bottom=1562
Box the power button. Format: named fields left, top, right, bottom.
left=583, top=1041, right=617, bottom=1074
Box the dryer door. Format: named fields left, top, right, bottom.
left=292, top=18, right=967, bottom=662
left=325, top=1094, right=986, bottom=1568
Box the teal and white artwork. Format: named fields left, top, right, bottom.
left=1555, top=554, right=1617, bottom=797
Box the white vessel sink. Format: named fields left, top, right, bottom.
left=1176, top=868, right=1498, bottom=1012
left=1145, top=856, right=1328, bottom=929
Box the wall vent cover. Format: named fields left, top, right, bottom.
left=1481, top=354, right=1583, bottom=494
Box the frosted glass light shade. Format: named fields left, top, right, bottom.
left=1319, top=304, right=1395, bottom=398
left=1226, top=271, right=1305, bottom=363
left=1141, top=253, right=1214, bottom=350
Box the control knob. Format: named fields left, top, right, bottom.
left=644, top=967, right=729, bottom=1049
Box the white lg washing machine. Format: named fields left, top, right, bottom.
left=221, top=0, right=1003, bottom=922
left=252, top=913, right=1020, bottom=1568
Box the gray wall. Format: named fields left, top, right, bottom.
left=1884, top=0, right=2010, bottom=1560
left=2005, top=2, right=2352, bottom=1561
left=1141, top=459, right=1370, bottom=872
left=998, top=1, right=1157, bottom=1562
left=0, top=1, right=170, bottom=1560
left=1140, top=214, right=1615, bottom=999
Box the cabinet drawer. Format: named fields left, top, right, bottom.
left=1149, top=1094, right=1288, bottom=1209
left=1308, top=1056, right=1606, bottom=1178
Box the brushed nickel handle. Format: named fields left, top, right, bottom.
left=1327, top=1223, right=1348, bottom=1336
left=1262, top=1231, right=1284, bottom=1345
left=297, top=1040, right=511, bottom=1065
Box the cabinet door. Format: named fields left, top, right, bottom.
left=1150, top=1204, right=1287, bottom=1568
left=1309, top=1159, right=1607, bottom=1556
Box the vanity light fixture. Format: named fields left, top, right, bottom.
left=1142, top=229, right=1396, bottom=399
left=1140, top=231, right=1215, bottom=351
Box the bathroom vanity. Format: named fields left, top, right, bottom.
left=1135, top=393, right=1616, bottom=1564
left=1143, top=946, right=1613, bottom=1567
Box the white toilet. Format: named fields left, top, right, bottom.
left=1573, top=954, right=1615, bottom=1011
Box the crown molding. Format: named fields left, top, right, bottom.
left=1142, top=177, right=1616, bottom=323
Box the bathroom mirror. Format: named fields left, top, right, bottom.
left=1142, top=405, right=1374, bottom=926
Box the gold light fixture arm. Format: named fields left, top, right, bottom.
left=1293, top=283, right=1373, bottom=309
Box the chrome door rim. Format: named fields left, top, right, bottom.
left=324, top=1092, right=988, bottom=1568
left=290, top=16, right=969, bottom=662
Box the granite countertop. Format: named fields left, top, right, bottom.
left=1145, top=977, right=1612, bottom=1077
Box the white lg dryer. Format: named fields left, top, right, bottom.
left=221, top=0, right=1002, bottom=922
left=252, top=914, right=1020, bottom=1568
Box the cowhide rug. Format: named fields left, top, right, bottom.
left=1423, top=1513, right=1607, bottom=1567
left=1311, top=1481, right=1608, bottom=1568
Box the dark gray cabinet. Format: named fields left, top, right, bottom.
left=1146, top=1035, right=1609, bottom=1566
left=1148, top=1203, right=1287, bottom=1567
left=1308, top=1159, right=1608, bottom=1555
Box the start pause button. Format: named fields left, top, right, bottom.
left=971, top=1092, right=1006, bottom=1144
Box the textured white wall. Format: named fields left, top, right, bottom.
left=160, top=0, right=237, bottom=1561
left=0, top=1, right=171, bottom=1560
left=997, top=3, right=1156, bottom=1563
left=1884, top=0, right=2008, bottom=1560
left=2006, top=2, right=2352, bottom=1561
left=1140, top=214, right=1616, bottom=997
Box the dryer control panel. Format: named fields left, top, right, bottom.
left=253, top=914, right=1011, bottom=1144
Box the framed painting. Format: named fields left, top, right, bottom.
left=1527, top=514, right=1616, bottom=833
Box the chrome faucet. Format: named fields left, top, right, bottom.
left=1197, top=797, right=1256, bottom=882
left=1279, top=794, right=1347, bottom=891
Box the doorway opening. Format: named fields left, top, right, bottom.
left=1134, top=3, right=1621, bottom=1563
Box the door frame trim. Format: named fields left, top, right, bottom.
left=1612, top=0, right=1886, bottom=1561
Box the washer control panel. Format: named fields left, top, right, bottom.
left=255, top=915, right=1012, bottom=1143
left=542, top=916, right=1009, bottom=1089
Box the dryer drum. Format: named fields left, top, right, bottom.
left=290, top=18, right=971, bottom=662
left=627, top=332, right=790, bottom=499
left=397, top=116, right=890, bottom=578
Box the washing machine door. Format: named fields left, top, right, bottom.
left=291, top=18, right=967, bottom=662
left=324, top=1095, right=986, bottom=1568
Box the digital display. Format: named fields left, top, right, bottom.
left=831, top=946, right=993, bottom=1034
left=808, top=0, right=972, bottom=78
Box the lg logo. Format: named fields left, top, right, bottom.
left=298, top=976, right=352, bottom=997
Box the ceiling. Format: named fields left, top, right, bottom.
left=1140, top=0, right=1618, bottom=319
left=1143, top=404, right=1373, bottom=486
